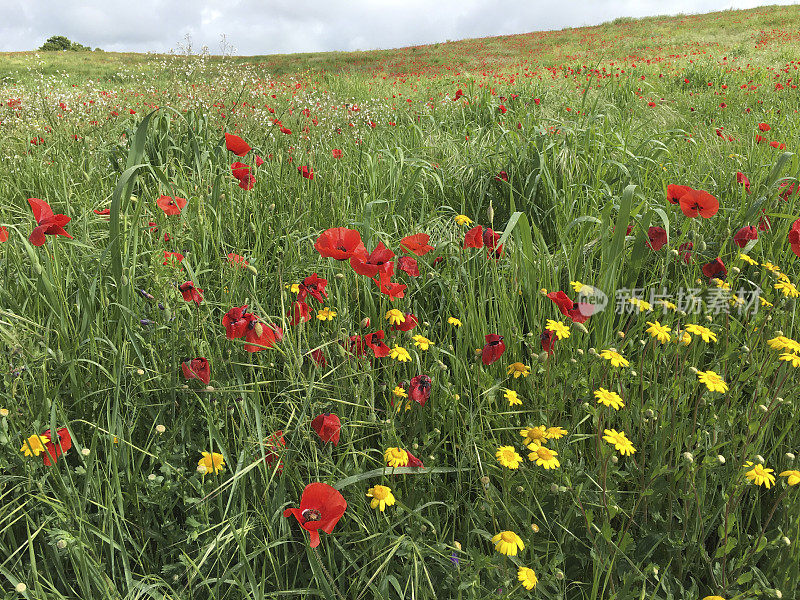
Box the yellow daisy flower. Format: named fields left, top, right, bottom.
left=545, top=426, right=567, bottom=439
left=447, top=317, right=462, bottom=327
left=386, top=309, right=406, bottom=326
left=492, top=530, right=524, bottom=556
left=739, top=253, right=758, bottom=266
left=594, top=388, right=624, bottom=410
left=367, top=485, right=396, bottom=511
left=685, top=324, right=717, bottom=343
left=545, top=319, right=570, bottom=340
left=507, top=362, right=531, bottom=378
left=602, top=429, right=636, bottom=456
left=745, top=464, right=775, bottom=489
left=646, top=321, right=671, bottom=344
left=628, top=298, right=652, bottom=312
left=20, top=433, right=49, bottom=457
left=496, top=446, right=523, bottom=469
left=775, top=280, right=800, bottom=298
left=392, top=385, right=407, bottom=398
left=504, top=389, right=522, bottom=406
left=384, top=447, right=409, bottom=468
left=779, top=470, right=800, bottom=486
left=412, top=334, right=432, bottom=350
left=520, top=426, right=547, bottom=447
left=530, top=446, right=560, bottom=469
left=697, top=370, right=728, bottom=393
left=197, top=451, right=225, bottom=475
left=779, top=353, right=800, bottom=367
left=599, top=349, right=629, bottom=367
left=390, top=345, right=411, bottom=362
left=517, top=567, right=538, bottom=590
left=316, top=307, right=337, bottom=321
left=454, top=214, right=473, bottom=226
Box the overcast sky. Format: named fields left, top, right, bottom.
left=0, top=0, right=797, bottom=55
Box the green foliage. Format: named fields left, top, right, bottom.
left=39, top=35, right=94, bottom=52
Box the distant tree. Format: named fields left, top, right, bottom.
left=40, top=35, right=72, bottom=51
left=39, top=35, right=97, bottom=52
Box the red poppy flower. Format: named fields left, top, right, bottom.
left=297, top=273, right=329, bottom=303
left=93, top=208, right=111, bottom=216
left=298, top=166, right=314, bottom=180
left=28, top=198, right=72, bottom=246
left=546, top=291, right=591, bottom=323
left=453, top=89, right=464, bottom=101
left=231, top=162, right=250, bottom=180
left=225, top=133, right=251, bottom=156
left=283, top=482, right=347, bottom=548
left=495, top=171, right=509, bottom=182
left=222, top=306, right=250, bottom=339
left=464, top=225, right=484, bottom=249
left=702, top=258, right=727, bottom=280
left=391, top=313, right=418, bottom=332
left=733, top=226, right=758, bottom=248
left=363, top=330, right=391, bottom=357
left=373, top=270, right=406, bottom=300
left=779, top=182, right=797, bottom=202
left=245, top=319, right=281, bottom=352
left=315, top=227, right=365, bottom=260
left=310, top=349, right=327, bottom=368
left=397, top=256, right=419, bottom=277
left=332, top=149, right=343, bottom=159
left=647, top=226, right=668, bottom=250
left=758, top=123, right=771, bottom=132
left=679, top=189, right=719, bottom=218
left=498, top=104, right=507, bottom=114
left=263, top=430, right=286, bottom=472
left=481, top=334, right=506, bottom=366
left=311, top=413, right=341, bottom=445
left=788, top=219, right=800, bottom=257
left=289, top=300, right=312, bottom=325
left=227, top=253, right=249, bottom=267
left=156, top=195, right=187, bottom=216
left=400, top=233, right=434, bottom=256
left=255, top=155, right=265, bottom=166
left=666, top=184, right=692, bottom=205
left=679, top=242, right=693, bottom=264
left=409, top=374, right=432, bottom=406
left=540, top=329, right=556, bottom=355
left=350, top=242, right=395, bottom=278
left=736, top=172, right=751, bottom=193
left=759, top=210, right=771, bottom=232
left=0, top=227, right=8, bottom=243
left=179, top=281, right=203, bottom=305
left=343, top=334, right=367, bottom=357
left=237, top=173, right=255, bottom=190
left=162, top=251, right=184, bottom=266
left=182, top=357, right=210, bottom=385
left=405, top=449, right=424, bottom=467
left=41, top=427, right=72, bottom=466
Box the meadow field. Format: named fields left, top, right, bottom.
left=1, top=4, right=800, bottom=599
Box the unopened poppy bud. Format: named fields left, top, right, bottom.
left=486, top=204, right=494, bottom=223
left=181, top=384, right=189, bottom=390
left=360, top=317, right=370, bottom=329
left=246, top=265, right=258, bottom=276
left=670, top=249, right=679, bottom=256
left=576, top=348, right=584, bottom=355
left=420, top=525, right=427, bottom=532
left=717, top=455, right=726, bottom=464
left=205, top=385, right=215, bottom=392
left=756, top=454, right=765, bottom=464
left=782, top=536, right=791, bottom=546
left=730, top=266, right=740, bottom=275
left=742, top=345, right=750, bottom=353
left=696, top=240, right=707, bottom=252
left=427, top=272, right=435, bottom=279
left=611, top=455, right=618, bottom=464
left=574, top=322, right=588, bottom=334
left=678, top=310, right=687, bottom=317
left=136, top=368, right=144, bottom=375
left=689, top=366, right=699, bottom=374
left=683, top=452, right=694, bottom=463
left=787, top=453, right=796, bottom=461
left=588, top=347, right=597, bottom=355
left=772, top=590, right=782, bottom=599
left=254, top=322, right=264, bottom=338
left=705, top=314, right=713, bottom=322
left=423, top=321, right=430, bottom=327
left=197, top=464, right=208, bottom=474
left=438, top=361, right=448, bottom=370
left=334, top=272, right=344, bottom=279
left=526, top=331, right=533, bottom=337
left=639, top=339, right=646, bottom=346
left=776, top=397, right=784, bottom=403
left=759, top=404, right=768, bottom=412
left=569, top=358, right=577, bottom=363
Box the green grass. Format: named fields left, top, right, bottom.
left=0, top=4, right=799, bottom=600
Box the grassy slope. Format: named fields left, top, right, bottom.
left=0, top=5, right=799, bottom=600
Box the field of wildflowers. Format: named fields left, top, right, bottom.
left=1, top=5, right=800, bottom=599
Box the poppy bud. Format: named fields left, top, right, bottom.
left=486, top=204, right=494, bottom=223
left=787, top=453, right=796, bottom=461
left=335, top=272, right=344, bottom=279
left=247, top=265, right=258, bottom=276
left=756, top=454, right=765, bottom=464
left=696, top=240, right=706, bottom=252
left=782, top=537, right=791, bottom=546
left=683, top=452, right=694, bottom=463
left=689, top=366, right=699, bottom=374
left=611, top=456, right=618, bottom=464
left=360, top=317, right=371, bottom=328
left=717, top=455, right=726, bottom=464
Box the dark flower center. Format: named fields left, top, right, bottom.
left=301, top=509, right=322, bottom=523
